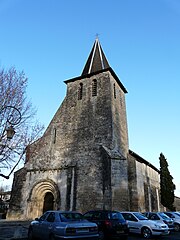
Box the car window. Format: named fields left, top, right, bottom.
left=47, top=212, right=55, bottom=222
left=39, top=211, right=50, bottom=221
left=60, top=212, right=83, bottom=222
left=133, top=212, right=148, bottom=220
left=149, top=214, right=159, bottom=220
left=159, top=213, right=170, bottom=220
left=122, top=213, right=137, bottom=221
left=83, top=212, right=94, bottom=220
left=92, top=212, right=102, bottom=220
left=165, top=212, right=174, bottom=218
left=174, top=212, right=180, bottom=217
left=109, top=212, right=124, bottom=220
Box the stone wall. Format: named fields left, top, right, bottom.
left=174, top=196, right=180, bottom=211
left=7, top=168, right=27, bottom=219
left=128, top=151, right=161, bottom=212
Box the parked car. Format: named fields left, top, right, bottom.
left=144, top=212, right=174, bottom=231
left=121, top=211, right=169, bottom=239
left=164, top=212, right=180, bottom=231
left=28, top=210, right=99, bottom=240
left=83, top=210, right=129, bottom=240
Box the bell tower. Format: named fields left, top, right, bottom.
left=75, top=38, right=129, bottom=158
left=64, top=38, right=130, bottom=210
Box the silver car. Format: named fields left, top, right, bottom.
left=164, top=212, right=180, bottom=231
left=144, top=212, right=174, bottom=231
left=121, top=212, right=169, bottom=239
left=28, top=210, right=99, bottom=240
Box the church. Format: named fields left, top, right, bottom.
left=7, top=39, right=161, bottom=220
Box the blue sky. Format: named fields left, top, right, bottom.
left=0, top=0, right=180, bottom=196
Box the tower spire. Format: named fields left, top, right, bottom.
left=81, top=38, right=110, bottom=76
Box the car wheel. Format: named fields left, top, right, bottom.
left=141, top=227, right=152, bottom=239
left=98, top=230, right=105, bottom=240
left=174, top=223, right=180, bottom=232
left=28, top=228, right=35, bottom=240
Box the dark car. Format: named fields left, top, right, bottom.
left=28, top=210, right=99, bottom=240
left=83, top=210, right=129, bottom=240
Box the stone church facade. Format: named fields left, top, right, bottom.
left=7, top=39, right=161, bottom=220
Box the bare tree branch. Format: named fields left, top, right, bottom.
left=0, top=67, right=44, bottom=178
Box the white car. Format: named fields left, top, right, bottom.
left=164, top=212, right=180, bottom=231
left=121, top=212, right=169, bottom=239
left=144, top=212, right=174, bottom=231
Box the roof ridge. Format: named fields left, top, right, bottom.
left=88, top=38, right=98, bottom=74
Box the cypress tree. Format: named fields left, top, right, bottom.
left=159, top=153, right=175, bottom=210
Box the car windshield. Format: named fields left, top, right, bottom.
left=159, top=212, right=171, bottom=220
left=60, top=212, right=84, bottom=222
left=134, top=212, right=148, bottom=220
left=108, top=212, right=124, bottom=220
left=174, top=212, right=180, bottom=217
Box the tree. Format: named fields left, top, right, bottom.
left=0, top=67, right=44, bottom=179
left=159, top=152, right=175, bottom=211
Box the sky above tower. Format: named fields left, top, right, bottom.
left=0, top=0, right=180, bottom=196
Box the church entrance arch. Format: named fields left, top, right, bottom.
left=27, top=179, right=60, bottom=219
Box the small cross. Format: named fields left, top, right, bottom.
left=95, top=33, right=100, bottom=39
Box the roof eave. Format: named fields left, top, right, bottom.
left=64, top=67, right=128, bottom=94
left=129, top=149, right=160, bottom=173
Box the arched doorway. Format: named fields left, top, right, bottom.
left=27, top=179, right=60, bottom=219
left=43, top=192, right=54, bottom=213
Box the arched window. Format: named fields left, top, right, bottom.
left=114, top=83, right=116, bottom=99
left=78, top=83, right=83, bottom=100
left=92, top=79, right=97, bottom=96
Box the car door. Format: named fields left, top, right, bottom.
left=40, top=212, right=56, bottom=240
left=33, top=212, right=49, bottom=239
left=122, top=213, right=140, bottom=234
left=148, top=213, right=162, bottom=223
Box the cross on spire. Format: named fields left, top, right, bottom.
left=95, top=33, right=99, bottom=39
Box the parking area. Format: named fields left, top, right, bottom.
left=128, top=231, right=180, bottom=240
left=0, top=220, right=180, bottom=240
left=0, top=220, right=30, bottom=240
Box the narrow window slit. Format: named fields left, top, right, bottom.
left=78, top=83, right=83, bottom=100
left=53, top=128, right=56, bottom=144
left=114, top=83, right=116, bottom=99
left=92, top=79, right=97, bottom=96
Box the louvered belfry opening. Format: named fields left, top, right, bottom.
left=92, top=79, right=97, bottom=96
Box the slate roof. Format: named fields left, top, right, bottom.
left=81, top=37, right=110, bottom=75
left=64, top=38, right=128, bottom=94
